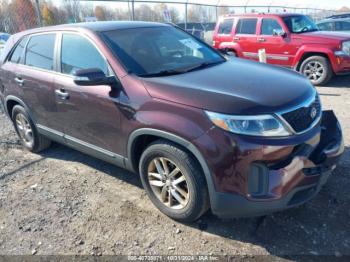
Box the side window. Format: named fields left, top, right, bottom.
left=9, top=36, right=28, bottom=64
left=336, top=21, right=350, bottom=31
left=261, top=19, right=283, bottom=35
left=61, top=34, right=108, bottom=76
left=218, top=19, right=234, bottom=34
left=236, top=19, right=258, bottom=35
left=318, top=22, right=333, bottom=31
left=25, top=34, right=56, bottom=71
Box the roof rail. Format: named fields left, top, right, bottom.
left=326, top=13, right=350, bottom=19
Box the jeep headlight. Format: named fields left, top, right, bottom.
left=335, top=41, right=350, bottom=56
left=205, top=111, right=291, bottom=137
left=342, top=41, right=350, bottom=56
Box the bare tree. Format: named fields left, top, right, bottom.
left=187, top=5, right=215, bottom=23
left=63, top=0, right=81, bottom=23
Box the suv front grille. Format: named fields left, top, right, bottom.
left=281, top=95, right=321, bottom=133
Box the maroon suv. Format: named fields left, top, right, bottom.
left=0, top=22, right=344, bottom=222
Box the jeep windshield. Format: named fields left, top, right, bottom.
left=283, top=15, right=319, bottom=34
left=101, top=26, right=225, bottom=77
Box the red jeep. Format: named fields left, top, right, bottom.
left=213, top=13, right=350, bottom=85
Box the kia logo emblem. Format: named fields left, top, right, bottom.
left=310, top=107, right=317, bottom=119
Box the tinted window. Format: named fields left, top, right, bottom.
left=9, top=36, right=28, bottom=64
left=218, top=19, right=234, bottom=34
left=261, top=19, right=283, bottom=35
left=61, top=34, right=108, bottom=75
left=25, top=34, right=56, bottom=70
left=336, top=21, right=350, bottom=31
left=236, top=19, right=257, bottom=34
left=318, top=22, right=334, bottom=31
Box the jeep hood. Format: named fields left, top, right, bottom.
left=141, top=59, right=315, bottom=115
left=296, top=31, right=350, bottom=41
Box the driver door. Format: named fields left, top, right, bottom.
left=257, top=18, right=295, bottom=67
left=53, top=32, right=124, bottom=159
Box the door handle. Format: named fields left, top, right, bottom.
left=233, top=37, right=240, bottom=41
left=14, top=76, right=24, bottom=86
left=55, top=89, right=69, bottom=100
left=257, top=38, right=266, bottom=42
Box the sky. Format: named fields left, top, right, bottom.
left=51, top=0, right=349, bottom=11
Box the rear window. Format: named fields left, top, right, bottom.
left=218, top=19, right=234, bottom=34
left=9, top=36, right=28, bottom=64
left=25, top=34, right=56, bottom=71
left=336, top=21, right=350, bottom=31
left=236, top=19, right=257, bottom=34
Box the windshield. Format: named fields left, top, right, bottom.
left=101, top=26, right=225, bottom=77
left=283, top=15, right=318, bottom=33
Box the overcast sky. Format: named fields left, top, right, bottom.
left=52, top=0, right=349, bottom=11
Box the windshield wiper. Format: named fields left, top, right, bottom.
left=182, top=60, right=225, bottom=73
left=138, top=69, right=187, bottom=77
left=138, top=60, right=225, bottom=77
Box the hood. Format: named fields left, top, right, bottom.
left=295, top=31, right=350, bottom=42
left=141, top=59, right=315, bottom=115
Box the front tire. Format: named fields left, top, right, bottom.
left=12, top=105, right=51, bottom=153
left=300, top=56, right=333, bottom=86
left=139, top=140, right=209, bottom=222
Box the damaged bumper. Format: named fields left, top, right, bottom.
left=209, top=110, right=344, bottom=218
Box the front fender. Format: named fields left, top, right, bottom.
left=126, top=127, right=217, bottom=208
left=293, top=46, right=337, bottom=71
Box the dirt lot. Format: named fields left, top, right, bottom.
left=0, top=76, right=349, bottom=259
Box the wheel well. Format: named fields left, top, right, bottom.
left=131, top=135, right=159, bottom=171
left=224, top=48, right=237, bottom=55
left=130, top=135, right=204, bottom=177
left=296, top=52, right=330, bottom=71
left=6, top=99, right=20, bottom=118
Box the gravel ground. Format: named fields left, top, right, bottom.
left=0, top=76, right=349, bottom=259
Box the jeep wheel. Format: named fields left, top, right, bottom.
left=139, top=140, right=209, bottom=222
left=300, top=56, right=333, bottom=86
left=12, top=105, right=51, bottom=153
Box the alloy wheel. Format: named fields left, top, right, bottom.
left=303, top=61, right=324, bottom=81
left=15, top=113, right=34, bottom=147
left=147, top=157, right=190, bottom=210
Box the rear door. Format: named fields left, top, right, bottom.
left=234, top=18, right=259, bottom=61
left=257, top=18, right=294, bottom=67
left=19, top=33, right=61, bottom=133
left=1, top=33, right=61, bottom=134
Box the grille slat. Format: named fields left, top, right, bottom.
left=281, top=95, right=321, bottom=133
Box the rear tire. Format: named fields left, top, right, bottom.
left=300, top=56, right=333, bottom=86
left=139, top=140, right=209, bottom=222
left=12, top=105, right=51, bottom=153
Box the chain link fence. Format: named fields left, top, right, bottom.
left=0, top=0, right=339, bottom=35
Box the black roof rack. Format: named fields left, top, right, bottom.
left=326, top=13, right=350, bottom=19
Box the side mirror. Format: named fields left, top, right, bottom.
left=73, top=68, right=117, bottom=87
left=273, top=29, right=287, bottom=38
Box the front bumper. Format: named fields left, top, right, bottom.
left=333, top=55, right=350, bottom=74
left=194, top=110, right=343, bottom=218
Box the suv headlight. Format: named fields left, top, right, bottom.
left=205, top=111, right=291, bottom=137
left=342, top=41, right=350, bottom=56
left=335, top=41, right=350, bottom=56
